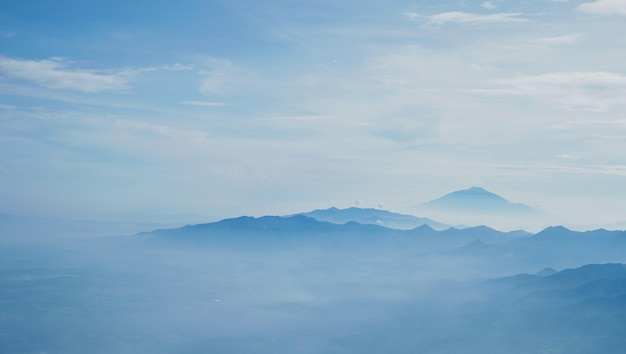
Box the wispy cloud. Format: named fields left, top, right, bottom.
left=493, top=162, right=626, bottom=177
left=181, top=101, right=230, bottom=107
left=578, top=0, right=626, bottom=15
left=405, top=12, right=421, bottom=21
left=482, top=2, right=496, bottom=10
left=538, top=163, right=626, bottom=177
left=198, top=58, right=235, bottom=95
left=426, top=12, right=529, bottom=26
left=556, top=154, right=581, bottom=160
left=119, top=63, right=195, bottom=76
left=531, top=33, right=584, bottom=46
left=197, top=57, right=259, bottom=97
left=0, top=56, right=129, bottom=93
left=0, top=103, right=16, bottom=110
left=494, top=71, right=626, bottom=91
left=261, top=114, right=334, bottom=122
left=471, top=71, right=626, bottom=111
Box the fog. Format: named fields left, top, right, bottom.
left=2, top=220, right=626, bottom=353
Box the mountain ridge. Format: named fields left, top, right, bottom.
left=298, top=206, right=449, bottom=230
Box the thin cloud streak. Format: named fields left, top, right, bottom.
left=470, top=71, right=626, bottom=111
left=531, top=33, right=584, bottom=46
left=578, top=0, right=626, bottom=15
left=181, top=101, right=230, bottom=107
left=0, top=56, right=128, bottom=93
left=426, top=12, right=529, bottom=26
left=493, top=162, right=626, bottom=177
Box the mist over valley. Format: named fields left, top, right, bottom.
left=2, top=191, right=626, bottom=353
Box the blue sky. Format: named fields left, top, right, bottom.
left=1, top=0, right=626, bottom=225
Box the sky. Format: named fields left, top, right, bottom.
left=1, top=0, right=626, bottom=226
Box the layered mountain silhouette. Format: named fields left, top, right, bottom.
left=448, top=225, right=626, bottom=271
left=405, top=263, right=626, bottom=353
left=141, top=215, right=390, bottom=238
left=138, top=209, right=626, bottom=272
left=491, top=263, right=626, bottom=288
left=298, top=207, right=449, bottom=230
left=139, top=214, right=523, bottom=240
left=138, top=214, right=537, bottom=256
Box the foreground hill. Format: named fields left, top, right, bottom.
left=358, top=263, right=626, bottom=354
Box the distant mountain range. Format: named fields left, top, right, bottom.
left=297, top=207, right=449, bottom=230
left=138, top=214, right=626, bottom=273
left=130, top=214, right=626, bottom=353
left=141, top=214, right=387, bottom=239
left=133, top=186, right=626, bottom=272
left=138, top=214, right=530, bottom=249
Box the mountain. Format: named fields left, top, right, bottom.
left=475, top=226, right=626, bottom=271
left=421, top=187, right=536, bottom=214
left=141, top=214, right=392, bottom=237
left=298, top=207, right=449, bottom=230
left=138, top=215, right=404, bottom=248
left=489, top=263, right=626, bottom=297
left=535, top=267, right=558, bottom=276
left=137, top=214, right=535, bottom=256
left=310, top=262, right=626, bottom=354
left=417, top=187, right=546, bottom=230
left=138, top=213, right=626, bottom=272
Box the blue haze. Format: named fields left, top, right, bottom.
left=2, top=0, right=626, bottom=352
left=3, top=213, right=626, bottom=353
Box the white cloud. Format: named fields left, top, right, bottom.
left=198, top=58, right=235, bottom=95
left=472, top=71, right=626, bottom=111
left=556, top=154, right=581, bottom=160
left=197, top=57, right=258, bottom=96
left=426, top=12, right=529, bottom=25
left=538, top=163, right=626, bottom=177
left=482, top=2, right=496, bottom=10
left=0, top=56, right=129, bottom=93
left=495, top=71, right=626, bottom=91
left=120, top=63, right=195, bottom=75
left=261, top=114, right=334, bottom=122
left=166, top=63, right=194, bottom=71
left=181, top=101, right=230, bottom=107
left=578, top=0, right=626, bottom=15
left=0, top=103, right=16, bottom=110
left=532, top=33, right=583, bottom=46
left=405, top=12, right=421, bottom=21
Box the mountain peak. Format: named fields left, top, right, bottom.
left=420, top=187, right=535, bottom=214
left=416, top=187, right=545, bottom=230
left=534, top=225, right=572, bottom=237
left=445, top=187, right=507, bottom=201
